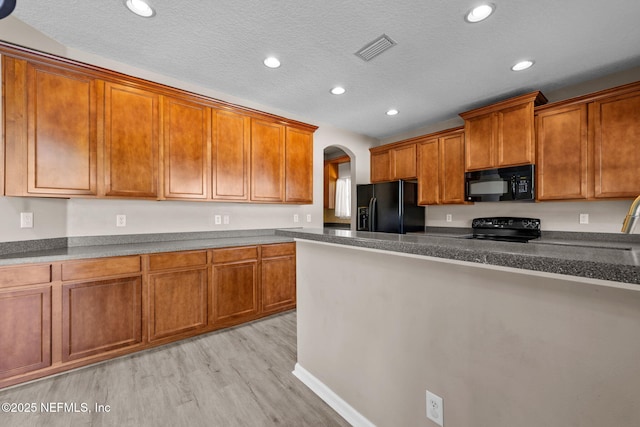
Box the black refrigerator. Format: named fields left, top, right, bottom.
left=356, top=180, right=425, bottom=234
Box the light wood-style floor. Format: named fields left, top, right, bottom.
left=0, top=311, right=350, bottom=427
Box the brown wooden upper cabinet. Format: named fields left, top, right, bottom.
left=285, top=127, right=313, bottom=203
left=370, top=150, right=391, bottom=183
left=3, top=57, right=98, bottom=197
left=370, top=143, right=417, bottom=183
left=535, top=81, right=640, bottom=201
left=460, top=91, right=547, bottom=171
left=251, top=119, right=286, bottom=202
left=163, top=97, right=210, bottom=200
left=535, top=103, right=588, bottom=201
left=590, top=85, right=640, bottom=199
left=212, top=109, right=251, bottom=201
left=103, top=82, right=160, bottom=198
left=417, top=128, right=465, bottom=205
left=1, top=42, right=316, bottom=204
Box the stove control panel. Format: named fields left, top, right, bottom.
left=472, top=217, right=541, bottom=231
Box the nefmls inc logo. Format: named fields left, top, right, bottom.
left=0, top=0, right=16, bottom=20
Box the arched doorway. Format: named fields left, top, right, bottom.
left=323, top=146, right=355, bottom=230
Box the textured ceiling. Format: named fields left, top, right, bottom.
left=9, top=0, right=640, bottom=140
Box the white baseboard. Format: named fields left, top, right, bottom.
left=292, top=363, right=376, bottom=427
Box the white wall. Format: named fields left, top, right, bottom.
left=0, top=18, right=376, bottom=241
left=426, top=200, right=632, bottom=233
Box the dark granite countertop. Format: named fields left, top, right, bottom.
left=276, top=228, right=640, bottom=286
left=0, top=229, right=294, bottom=267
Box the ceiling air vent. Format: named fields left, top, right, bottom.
left=355, top=34, right=397, bottom=61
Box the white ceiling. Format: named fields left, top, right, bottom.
left=9, top=0, right=640, bottom=140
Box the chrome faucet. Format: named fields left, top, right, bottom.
left=621, top=195, right=640, bottom=233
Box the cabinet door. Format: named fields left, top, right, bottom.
left=211, top=260, right=259, bottom=324
left=465, top=113, right=495, bottom=171
left=212, top=109, right=251, bottom=201
left=536, top=104, right=588, bottom=200
left=440, top=132, right=466, bottom=204
left=104, top=82, right=159, bottom=198
left=0, top=285, right=51, bottom=379
left=497, top=102, right=535, bottom=167
left=26, top=63, right=98, bottom=196
left=285, top=127, right=313, bottom=203
left=261, top=243, right=296, bottom=313
left=148, top=268, right=208, bottom=341
left=391, top=144, right=417, bottom=180
left=371, top=151, right=391, bottom=183
left=591, top=91, right=640, bottom=198
left=251, top=119, right=285, bottom=202
left=417, top=139, right=440, bottom=205
left=163, top=97, right=209, bottom=199
left=62, top=276, right=143, bottom=361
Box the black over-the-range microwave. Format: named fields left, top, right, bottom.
left=465, top=164, right=535, bottom=202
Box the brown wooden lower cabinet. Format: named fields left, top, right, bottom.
left=211, top=246, right=259, bottom=325
left=148, top=250, right=208, bottom=342
left=62, top=276, right=143, bottom=362
left=261, top=243, right=296, bottom=313
left=0, top=242, right=296, bottom=389
left=0, top=284, right=51, bottom=379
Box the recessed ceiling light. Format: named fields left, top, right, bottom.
left=263, top=57, right=281, bottom=69
left=330, top=86, right=346, bottom=95
left=511, top=60, right=534, bottom=71
left=386, top=109, right=399, bottom=116
left=125, top=0, right=155, bottom=17
left=465, top=3, right=495, bottom=23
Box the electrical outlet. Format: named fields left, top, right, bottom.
left=579, top=213, right=589, bottom=224
left=306, top=214, right=312, bottom=223
left=116, top=214, right=127, bottom=227
left=214, top=215, right=222, bottom=225
left=20, top=212, right=34, bottom=228
left=293, top=214, right=299, bottom=223
left=426, top=390, right=444, bottom=426
left=223, top=215, right=230, bottom=225
left=446, top=214, right=452, bottom=223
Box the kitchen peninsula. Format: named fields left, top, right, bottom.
left=281, top=228, right=640, bottom=427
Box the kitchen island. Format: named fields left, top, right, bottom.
left=282, top=228, right=640, bottom=427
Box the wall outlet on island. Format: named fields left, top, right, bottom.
left=426, top=390, right=444, bottom=426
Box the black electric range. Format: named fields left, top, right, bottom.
left=470, top=217, right=541, bottom=243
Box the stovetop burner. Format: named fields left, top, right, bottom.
left=471, top=217, right=541, bottom=242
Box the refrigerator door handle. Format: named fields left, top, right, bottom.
left=368, top=197, right=376, bottom=231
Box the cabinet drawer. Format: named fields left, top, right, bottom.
left=212, top=246, right=258, bottom=264
left=148, top=251, right=207, bottom=271
left=62, top=256, right=141, bottom=281
left=261, top=243, right=295, bottom=258
left=0, top=264, right=51, bottom=289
